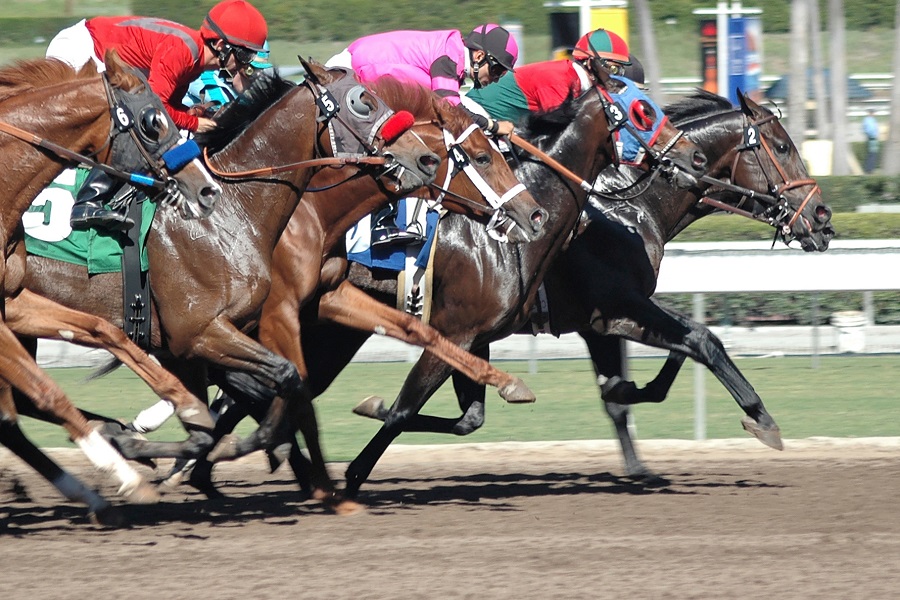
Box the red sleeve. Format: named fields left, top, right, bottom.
left=147, top=42, right=201, bottom=132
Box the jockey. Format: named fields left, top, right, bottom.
left=184, top=41, right=273, bottom=115
left=45, top=0, right=268, bottom=230
left=464, top=28, right=632, bottom=133
left=326, top=23, right=517, bottom=128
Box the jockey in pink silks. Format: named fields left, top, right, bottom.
left=326, top=23, right=518, bottom=135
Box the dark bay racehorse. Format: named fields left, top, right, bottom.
left=0, top=53, right=222, bottom=524
left=353, top=90, right=835, bottom=481
left=195, top=74, right=710, bottom=499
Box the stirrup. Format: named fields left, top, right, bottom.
left=70, top=203, right=135, bottom=231
left=371, top=226, right=426, bottom=247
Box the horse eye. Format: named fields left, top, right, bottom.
left=474, top=152, right=491, bottom=166
left=346, top=86, right=374, bottom=119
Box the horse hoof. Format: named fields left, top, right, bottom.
left=90, top=504, right=128, bottom=528
left=333, top=499, right=366, bottom=516
left=741, top=416, right=784, bottom=451
left=498, top=377, right=536, bottom=404
left=207, top=433, right=240, bottom=462
left=352, top=396, right=387, bottom=420
left=124, top=481, right=161, bottom=504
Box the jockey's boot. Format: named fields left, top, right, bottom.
left=70, top=168, right=134, bottom=231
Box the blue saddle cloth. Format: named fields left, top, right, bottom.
left=346, top=198, right=439, bottom=272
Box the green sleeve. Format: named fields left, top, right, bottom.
left=464, top=72, right=531, bottom=124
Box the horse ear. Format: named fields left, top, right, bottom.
left=298, top=56, right=327, bottom=85
left=737, top=88, right=754, bottom=116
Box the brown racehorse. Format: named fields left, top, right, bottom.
left=157, top=78, right=548, bottom=495
left=0, top=53, right=221, bottom=524
left=20, top=64, right=503, bottom=514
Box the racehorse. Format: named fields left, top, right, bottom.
left=352, top=90, right=835, bottom=482
left=174, top=76, right=549, bottom=494
left=20, top=64, right=529, bottom=513
left=0, top=53, right=222, bottom=524
left=193, top=73, right=710, bottom=500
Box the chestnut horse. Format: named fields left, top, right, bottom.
left=192, top=74, right=710, bottom=500
left=353, top=91, right=835, bottom=481
left=0, top=53, right=221, bottom=524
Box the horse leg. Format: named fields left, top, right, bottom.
left=345, top=351, right=456, bottom=499
left=602, top=300, right=782, bottom=450
left=181, top=318, right=342, bottom=510
left=6, top=290, right=216, bottom=455
left=354, top=344, right=490, bottom=436
left=316, top=281, right=534, bottom=403
left=0, top=321, right=158, bottom=502
left=0, top=382, right=124, bottom=526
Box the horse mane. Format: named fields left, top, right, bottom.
left=197, top=72, right=296, bottom=153
left=0, top=57, right=100, bottom=102
left=519, top=92, right=581, bottom=140
left=665, top=89, right=738, bottom=126
left=367, top=76, right=473, bottom=134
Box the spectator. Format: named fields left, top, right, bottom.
left=862, top=108, right=880, bottom=174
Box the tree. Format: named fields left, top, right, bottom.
left=882, top=0, right=900, bottom=174
left=632, top=0, right=662, bottom=106
left=829, top=0, right=850, bottom=175
left=787, top=0, right=809, bottom=146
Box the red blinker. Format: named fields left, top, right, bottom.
left=380, top=110, right=415, bottom=143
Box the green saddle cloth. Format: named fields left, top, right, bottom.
left=23, top=167, right=156, bottom=274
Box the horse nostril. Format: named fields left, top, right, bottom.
left=530, top=208, right=546, bottom=231
left=200, top=186, right=220, bottom=208
left=419, top=153, right=440, bottom=175
left=815, top=205, right=831, bottom=222
left=693, top=151, right=708, bottom=172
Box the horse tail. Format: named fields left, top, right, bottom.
left=87, top=356, right=123, bottom=381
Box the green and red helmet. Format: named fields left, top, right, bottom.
left=572, top=29, right=630, bottom=64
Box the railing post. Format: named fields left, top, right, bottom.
left=693, top=292, right=707, bottom=441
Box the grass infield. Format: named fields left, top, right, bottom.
left=15, top=355, right=900, bottom=461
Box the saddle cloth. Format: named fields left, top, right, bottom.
left=23, top=167, right=155, bottom=274
left=346, top=198, right=441, bottom=322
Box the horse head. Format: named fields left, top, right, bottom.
left=101, top=50, right=221, bottom=219
left=301, top=59, right=440, bottom=193
left=596, top=74, right=707, bottom=190
left=731, top=91, right=834, bottom=251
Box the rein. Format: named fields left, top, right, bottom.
left=0, top=116, right=166, bottom=190
left=201, top=147, right=386, bottom=179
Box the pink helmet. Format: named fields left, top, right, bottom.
left=464, top=24, right=519, bottom=72
left=200, top=0, right=268, bottom=52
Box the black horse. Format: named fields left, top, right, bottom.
left=346, top=90, right=834, bottom=485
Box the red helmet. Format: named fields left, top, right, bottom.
left=200, top=0, right=268, bottom=52
left=572, top=29, right=630, bottom=64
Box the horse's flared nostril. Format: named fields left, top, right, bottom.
left=418, top=153, right=441, bottom=177
left=692, top=151, right=708, bottom=173
left=530, top=208, right=547, bottom=232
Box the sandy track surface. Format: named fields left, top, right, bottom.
left=2, top=437, right=899, bottom=599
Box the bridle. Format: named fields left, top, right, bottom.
left=409, top=121, right=528, bottom=242
left=0, top=71, right=201, bottom=206
left=695, top=109, right=820, bottom=245
left=202, top=65, right=420, bottom=191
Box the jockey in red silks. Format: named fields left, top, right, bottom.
left=464, top=28, right=633, bottom=132
left=45, top=0, right=268, bottom=230
left=327, top=24, right=519, bottom=135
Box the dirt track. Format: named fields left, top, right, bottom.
left=2, top=438, right=899, bottom=600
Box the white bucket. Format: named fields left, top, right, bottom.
left=831, top=311, right=867, bottom=353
